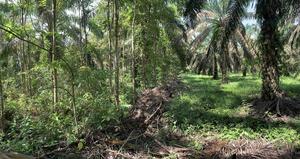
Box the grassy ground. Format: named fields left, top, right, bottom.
left=165, top=73, right=300, bottom=149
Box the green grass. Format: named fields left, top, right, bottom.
left=166, top=73, right=300, bottom=147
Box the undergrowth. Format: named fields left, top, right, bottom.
left=166, top=73, right=300, bottom=148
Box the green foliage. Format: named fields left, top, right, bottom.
left=0, top=0, right=300, bottom=156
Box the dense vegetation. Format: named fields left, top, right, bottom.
left=0, top=0, right=299, bottom=158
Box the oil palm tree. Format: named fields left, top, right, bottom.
left=256, top=0, right=299, bottom=102
left=185, top=0, right=300, bottom=112
left=185, top=0, right=253, bottom=83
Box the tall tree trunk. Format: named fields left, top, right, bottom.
left=212, top=53, right=218, bottom=80
left=153, top=39, right=158, bottom=85
left=0, top=70, right=4, bottom=133
left=52, top=0, right=58, bottom=108
left=131, top=0, right=137, bottom=104
left=258, top=0, right=283, bottom=100
left=26, top=37, right=32, bottom=96
left=120, top=37, right=125, bottom=81
left=114, top=0, right=120, bottom=106
left=142, top=50, right=147, bottom=88
left=82, top=4, right=93, bottom=67
left=21, top=3, right=28, bottom=95
left=71, top=71, right=78, bottom=132
left=107, top=0, right=113, bottom=94
left=22, top=1, right=32, bottom=96
left=79, top=0, right=84, bottom=66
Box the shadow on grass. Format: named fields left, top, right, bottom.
left=179, top=74, right=259, bottom=110
left=168, top=106, right=300, bottom=132
left=282, top=83, right=300, bottom=97
left=167, top=74, right=300, bottom=140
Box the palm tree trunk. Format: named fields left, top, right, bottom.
left=258, top=0, right=283, bottom=101
left=243, top=66, right=247, bottom=77
left=212, top=53, right=218, bottom=80
left=221, top=42, right=229, bottom=83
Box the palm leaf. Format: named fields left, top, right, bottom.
left=235, top=29, right=253, bottom=61
left=184, top=0, right=207, bottom=27
left=190, top=27, right=211, bottom=51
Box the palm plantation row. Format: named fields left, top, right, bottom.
left=186, top=0, right=300, bottom=102
left=0, top=0, right=299, bottom=157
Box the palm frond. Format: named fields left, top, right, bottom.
left=222, top=0, right=250, bottom=41
left=288, top=25, right=300, bottom=49
left=281, top=0, right=300, bottom=20
left=88, top=20, right=103, bottom=38
left=235, top=29, right=254, bottom=61
left=190, top=27, right=211, bottom=51
left=184, top=0, right=207, bottom=27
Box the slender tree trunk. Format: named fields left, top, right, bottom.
left=0, top=70, right=4, bottom=133
left=52, top=0, right=58, bottom=108
left=212, top=53, right=218, bottom=80
left=22, top=2, right=32, bottom=96
left=141, top=26, right=148, bottom=88
left=71, top=71, right=78, bottom=132
left=21, top=3, right=28, bottom=95
left=82, top=4, right=93, bottom=67
left=131, top=0, right=137, bottom=104
left=107, top=0, right=113, bottom=94
left=79, top=0, right=84, bottom=66
left=120, top=37, right=126, bottom=81
left=161, top=47, right=167, bottom=84
left=259, top=2, right=282, bottom=101
left=142, top=50, right=147, bottom=88
left=27, top=37, right=32, bottom=96
left=114, top=0, right=120, bottom=106
left=153, top=40, right=158, bottom=85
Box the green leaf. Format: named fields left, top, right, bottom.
left=77, top=141, right=84, bottom=150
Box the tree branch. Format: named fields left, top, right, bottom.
left=0, top=24, right=49, bottom=52
left=0, top=24, right=74, bottom=76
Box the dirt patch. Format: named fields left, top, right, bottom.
left=201, top=139, right=298, bottom=159
left=251, top=97, right=300, bottom=118
left=38, top=79, right=196, bottom=158
left=121, top=79, right=184, bottom=134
